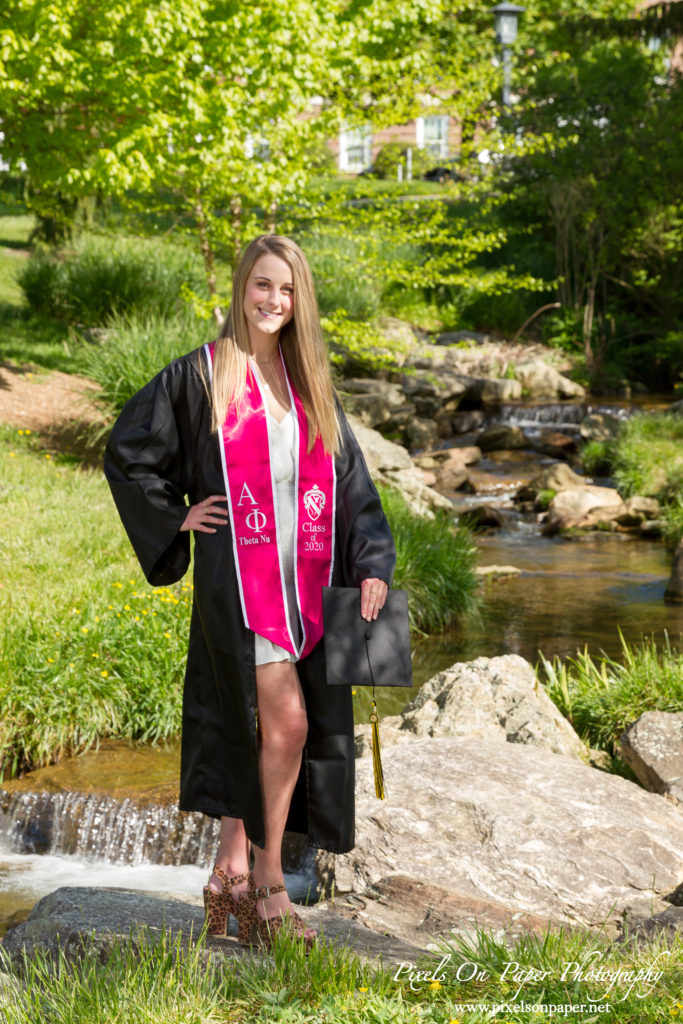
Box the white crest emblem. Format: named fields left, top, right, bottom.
left=303, top=484, right=326, bottom=521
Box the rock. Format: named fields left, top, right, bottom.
left=620, top=712, right=683, bottom=805
left=631, top=904, right=683, bottom=940
left=439, top=446, right=482, bottom=469
left=356, top=655, right=588, bottom=761
left=579, top=412, right=623, bottom=443
left=531, top=430, right=577, bottom=459
left=342, top=392, right=393, bottom=429
left=641, top=519, right=664, bottom=538
left=667, top=398, right=683, bottom=415
left=458, top=505, right=504, bottom=530
left=475, top=377, right=523, bottom=404
left=320, top=735, right=683, bottom=931
left=450, top=409, right=487, bottom=434
left=665, top=538, right=683, bottom=603
left=0, top=887, right=421, bottom=966
left=543, top=486, right=625, bottom=533
left=477, top=425, right=529, bottom=451
left=348, top=416, right=451, bottom=516
left=405, top=417, right=440, bottom=452
left=436, top=466, right=469, bottom=492
left=436, top=330, right=491, bottom=346
left=328, top=875, right=555, bottom=948
left=475, top=565, right=521, bottom=577
left=625, top=495, right=661, bottom=519
left=514, top=359, right=585, bottom=399
left=350, top=417, right=414, bottom=473
left=377, top=316, right=419, bottom=353
left=516, top=463, right=587, bottom=501
left=400, top=369, right=469, bottom=415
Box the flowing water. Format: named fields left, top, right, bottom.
left=3, top=396, right=681, bottom=936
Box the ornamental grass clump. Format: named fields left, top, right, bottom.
left=18, top=233, right=206, bottom=327
left=539, top=632, right=683, bottom=765
left=378, top=484, right=479, bottom=635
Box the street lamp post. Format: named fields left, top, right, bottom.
left=491, top=3, right=525, bottom=106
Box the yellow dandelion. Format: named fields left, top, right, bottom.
left=117, top=613, right=121, bottom=617
left=352, top=689, right=357, bottom=695
left=25, top=429, right=31, bottom=435
left=69, top=663, right=75, bottom=669
left=164, top=632, right=172, bottom=639
left=55, top=631, right=60, bottom=636
left=124, top=604, right=131, bottom=611
left=108, top=604, right=113, bottom=610
left=91, top=653, right=99, bottom=659
left=94, top=616, right=100, bottom=622
left=134, top=615, right=141, bottom=622
left=129, top=578, right=135, bottom=584
left=114, top=582, right=123, bottom=588
left=142, top=609, right=148, bottom=615
left=47, top=657, right=54, bottom=664
left=45, top=453, right=51, bottom=460
left=17, top=429, right=23, bottom=435
left=81, top=626, right=89, bottom=633
left=152, top=611, right=157, bottom=616
left=358, top=987, right=368, bottom=993
left=429, top=979, right=442, bottom=990
left=9, top=452, right=15, bottom=458
left=101, top=670, right=109, bottom=677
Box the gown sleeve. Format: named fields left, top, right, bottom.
left=103, top=358, right=199, bottom=586
left=334, top=403, right=396, bottom=587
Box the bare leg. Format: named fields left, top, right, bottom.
left=208, top=816, right=251, bottom=899
left=252, top=660, right=313, bottom=930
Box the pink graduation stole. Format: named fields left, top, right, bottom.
left=205, top=342, right=335, bottom=658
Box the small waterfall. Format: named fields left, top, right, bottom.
left=494, top=401, right=632, bottom=435
left=0, top=789, right=219, bottom=868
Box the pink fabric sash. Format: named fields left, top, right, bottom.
left=205, top=342, right=335, bottom=658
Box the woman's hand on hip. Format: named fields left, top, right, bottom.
left=180, top=495, right=229, bottom=534
left=360, top=577, right=388, bottom=621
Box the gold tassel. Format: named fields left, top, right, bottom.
left=370, top=698, right=385, bottom=800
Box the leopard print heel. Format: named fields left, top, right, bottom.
left=250, top=881, right=317, bottom=953
left=203, top=866, right=254, bottom=944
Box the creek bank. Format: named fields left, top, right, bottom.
left=321, top=656, right=683, bottom=944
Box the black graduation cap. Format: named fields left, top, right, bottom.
left=322, top=586, right=412, bottom=689
left=322, top=586, right=412, bottom=800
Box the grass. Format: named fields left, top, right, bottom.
left=378, top=485, right=479, bottom=636
left=1, top=918, right=681, bottom=1023
left=579, top=412, right=683, bottom=547
left=538, top=632, right=683, bottom=769
left=18, top=232, right=207, bottom=328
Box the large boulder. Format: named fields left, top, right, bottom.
left=355, top=655, right=588, bottom=761
left=0, top=887, right=419, bottom=966
left=579, top=412, right=623, bottom=443
left=348, top=416, right=452, bottom=516
left=319, top=735, right=683, bottom=932
left=620, top=712, right=683, bottom=806
left=543, top=486, right=626, bottom=533
left=477, top=424, right=529, bottom=451
left=515, top=358, right=585, bottom=399
left=516, top=463, right=587, bottom=501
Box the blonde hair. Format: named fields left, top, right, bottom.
left=206, top=235, right=340, bottom=455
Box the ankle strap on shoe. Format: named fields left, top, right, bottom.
left=254, top=882, right=287, bottom=899
left=212, top=866, right=250, bottom=889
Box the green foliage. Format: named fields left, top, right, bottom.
left=78, top=310, right=209, bottom=419
left=535, top=488, right=556, bottom=510
left=2, top=915, right=681, bottom=1024
left=366, top=142, right=434, bottom=180
left=378, top=485, right=479, bottom=635
left=580, top=439, right=614, bottom=476
left=18, top=234, right=205, bottom=327
left=539, top=633, right=683, bottom=768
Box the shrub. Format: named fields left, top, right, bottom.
left=79, top=310, right=209, bottom=417
left=18, top=233, right=206, bottom=326
left=378, top=484, right=479, bottom=635
left=539, top=633, right=683, bottom=773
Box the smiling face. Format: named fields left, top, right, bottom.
left=243, top=253, right=294, bottom=349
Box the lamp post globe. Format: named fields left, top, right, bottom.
left=491, top=2, right=525, bottom=105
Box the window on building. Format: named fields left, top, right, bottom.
left=417, top=115, right=450, bottom=159
left=339, top=125, right=372, bottom=172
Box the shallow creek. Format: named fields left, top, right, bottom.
left=2, top=398, right=682, bottom=935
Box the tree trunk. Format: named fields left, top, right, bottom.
left=665, top=538, right=683, bottom=603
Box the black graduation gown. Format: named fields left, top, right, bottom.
left=103, top=347, right=396, bottom=853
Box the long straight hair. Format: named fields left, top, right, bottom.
left=205, top=235, right=340, bottom=455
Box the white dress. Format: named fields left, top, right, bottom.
left=254, top=407, right=301, bottom=665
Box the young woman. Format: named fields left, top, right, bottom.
left=104, top=235, right=395, bottom=949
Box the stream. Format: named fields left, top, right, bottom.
left=2, top=396, right=682, bottom=936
